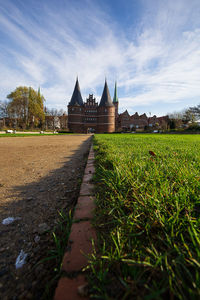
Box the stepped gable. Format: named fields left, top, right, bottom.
left=69, top=77, right=84, bottom=106
left=99, top=80, right=114, bottom=107
left=140, top=113, right=147, bottom=119
left=121, top=110, right=130, bottom=116
left=132, top=112, right=139, bottom=118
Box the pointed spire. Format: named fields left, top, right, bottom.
left=113, top=81, right=118, bottom=103
left=69, top=78, right=84, bottom=106
left=99, top=80, right=114, bottom=107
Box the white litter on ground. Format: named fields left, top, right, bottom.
left=2, top=217, right=15, bottom=225
left=2, top=217, right=21, bottom=225
left=15, top=250, right=28, bottom=269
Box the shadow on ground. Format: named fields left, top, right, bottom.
left=0, top=136, right=92, bottom=300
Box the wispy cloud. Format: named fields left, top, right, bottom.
left=119, top=0, right=200, bottom=114
left=0, top=0, right=200, bottom=115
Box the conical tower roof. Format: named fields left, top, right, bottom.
left=113, top=82, right=118, bottom=103
left=99, top=80, right=114, bottom=107
left=69, top=78, right=84, bottom=106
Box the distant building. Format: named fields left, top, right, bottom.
left=68, top=78, right=169, bottom=133
left=68, top=78, right=115, bottom=133
left=45, top=114, right=68, bottom=130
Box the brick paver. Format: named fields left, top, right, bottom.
left=54, top=275, right=88, bottom=300
left=74, top=196, right=95, bottom=220
left=80, top=182, right=94, bottom=196
left=54, top=144, right=96, bottom=300
left=62, top=221, right=96, bottom=272
left=85, top=165, right=95, bottom=174
left=82, top=173, right=93, bottom=183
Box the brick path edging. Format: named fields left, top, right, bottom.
left=54, top=144, right=96, bottom=300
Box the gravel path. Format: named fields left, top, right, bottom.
left=0, top=135, right=92, bottom=299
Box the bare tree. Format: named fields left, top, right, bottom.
left=188, top=104, right=200, bottom=119
left=45, top=108, right=66, bottom=116
left=0, top=100, right=9, bottom=118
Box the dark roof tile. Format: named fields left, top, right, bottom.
left=69, top=78, right=84, bottom=106
left=99, top=80, right=114, bottom=107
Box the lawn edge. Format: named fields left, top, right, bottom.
left=54, top=143, right=96, bottom=300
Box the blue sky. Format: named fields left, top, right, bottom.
left=0, top=0, right=200, bottom=116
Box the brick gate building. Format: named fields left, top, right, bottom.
left=68, top=78, right=117, bottom=133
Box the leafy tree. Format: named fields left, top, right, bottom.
left=183, top=109, right=196, bottom=123
left=168, top=111, right=184, bottom=129
left=28, top=87, right=45, bottom=127
left=7, top=86, right=45, bottom=128
left=188, top=104, right=200, bottom=119
left=169, top=119, right=176, bottom=129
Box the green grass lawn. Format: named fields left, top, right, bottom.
left=88, top=134, right=200, bottom=299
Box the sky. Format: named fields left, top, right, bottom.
left=0, top=0, right=200, bottom=116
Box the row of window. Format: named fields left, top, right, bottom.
left=70, top=108, right=107, bottom=113
left=71, top=108, right=82, bottom=111
left=86, top=110, right=97, bottom=113
left=86, top=101, right=96, bottom=104
left=85, top=118, right=97, bottom=121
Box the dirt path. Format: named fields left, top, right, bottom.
left=0, top=135, right=92, bottom=300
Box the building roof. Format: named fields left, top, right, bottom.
left=113, top=82, right=118, bottom=103
left=132, top=112, right=139, bottom=118
left=99, top=80, right=114, bottom=107
left=122, top=110, right=130, bottom=116
left=140, top=113, right=147, bottom=119
left=69, top=78, right=84, bottom=106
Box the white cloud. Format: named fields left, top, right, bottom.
left=0, top=0, right=200, bottom=116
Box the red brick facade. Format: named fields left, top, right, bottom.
left=68, top=79, right=169, bottom=133
left=117, top=111, right=169, bottom=131
left=68, top=79, right=116, bottom=133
